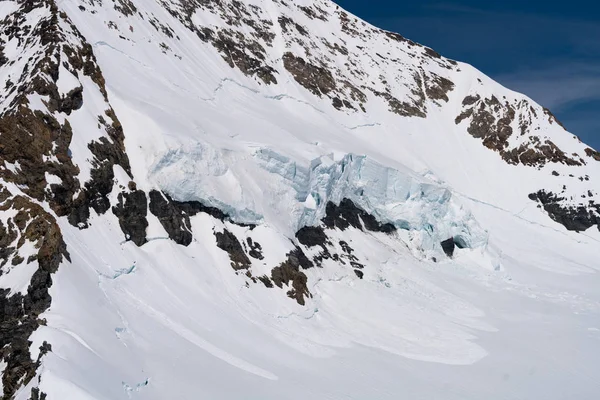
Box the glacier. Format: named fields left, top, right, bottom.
left=0, top=0, right=599, bottom=399
left=149, top=142, right=489, bottom=257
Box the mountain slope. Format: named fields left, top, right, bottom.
left=1, top=0, right=599, bottom=399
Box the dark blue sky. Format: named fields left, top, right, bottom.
left=334, top=1, right=600, bottom=150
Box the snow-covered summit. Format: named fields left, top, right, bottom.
left=1, top=1, right=599, bottom=399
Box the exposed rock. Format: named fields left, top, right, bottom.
left=0, top=194, right=69, bottom=399
left=246, top=237, right=264, bottom=260
left=322, top=199, right=396, bottom=233
left=456, top=95, right=582, bottom=167
left=424, top=72, right=455, bottom=103
left=257, top=275, right=273, bottom=288
left=292, top=199, right=394, bottom=278
left=441, top=238, right=455, bottom=257
left=529, top=190, right=600, bottom=232
left=585, top=147, right=600, bottom=162
left=215, top=229, right=251, bottom=270
left=354, top=269, right=364, bottom=279
left=282, top=52, right=336, bottom=97
left=162, top=0, right=278, bottom=84
left=148, top=190, right=193, bottom=246
left=30, top=386, right=48, bottom=400
left=112, top=190, right=148, bottom=246
left=296, top=226, right=329, bottom=248
left=271, top=248, right=311, bottom=305
left=369, top=88, right=426, bottom=118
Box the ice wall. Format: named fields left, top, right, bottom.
left=149, top=142, right=489, bottom=254
left=255, top=150, right=489, bottom=253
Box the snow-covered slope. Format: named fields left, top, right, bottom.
left=1, top=0, right=599, bottom=399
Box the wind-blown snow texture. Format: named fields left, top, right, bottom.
left=1, top=0, right=600, bottom=399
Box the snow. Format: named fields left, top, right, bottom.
left=56, top=64, right=80, bottom=95
left=0, top=240, right=38, bottom=295
left=45, top=172, right=62, bottom=185
left=3, top=160, right=21, bottom=174
left=1, top=0, right=599, bottom=399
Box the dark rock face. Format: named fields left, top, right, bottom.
left=161, top=0, right=278, bottom=85
left=296, top=226, right=329, bottom=248
left=257, top=275, right=273, bottom=288
left=529, top=190, right=600, bottom=232
left=75, top=110, right=132, bottom=219
left=0, top=3, right=128, bottom=395
left=271, top=248, right=312, bottom=305
left=246, top=237, right=264, bottom=260
left=30, top=386, right=48, bottom=400
left=455, top=95, right=583, bottom=167
left=141, top=0, right=457, bottom=117
left=148, top=190, right=193, bottom=246
left=0, top=193, right=69, bottom=399
left=215, top=229, right=251, bottom=270
left=149, top=189, right=235, bottom=246
left=585, top=147, right=600, bottom=162
left=292, top=199, right=394, bottom=283
left=369, top=88, right=426, bottom=118
left=322, top=199, right=396, bottom=233
left=112, top=189, right=148, bottom=246
left=0, top=2, right=132, bottom=231
left=441, top=238, right=455, bottom=257
left=282, top=52, right=336, bottom=97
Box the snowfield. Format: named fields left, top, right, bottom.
left=1, top=0, right=599, bottom=399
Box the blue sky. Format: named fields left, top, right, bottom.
left=334, top=1, right=600, bottom=150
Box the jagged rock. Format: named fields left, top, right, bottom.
left=456, top=95, right=582, bottom=167
left=585, top=147, right=600, bottom=161
left=354, top=269, right=364, bottom=279
left=58, top=87, right=83, bottom=115
left=296, top=226, right=329, bottom=248
left=258, top=275, right=273, bottom=288
left=215, top=229, right=251, bottom=270
left=282, top=52, right=336, bottom=97
left=112, top=190, right=148, bottom=246
left=441, top=238, right=455, bottom=257
left=529, top=190, right=600, bottom=232
left=30, top=387, right=47, bottom=400
left=322, top=199, right=395, bottom=233
left=246, top=237, right=264, bottom=260
left=148, top=190, right=193, bottom=246
left=0, top=194, right=69, bottom=399
left=271, top=248, right=311, bottom=305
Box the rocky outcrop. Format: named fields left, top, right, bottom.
left=322, top=199, right=396, bottom=233
left=0, top=2, right=124, bottom=395
left=115, top=0, right=458, bottom=117
left=149, top=189, right=236, bottom=246
left=296, top=225, right=329, bottom=248
left=455, top=95, right=583, bottom=167
left=112, top=187, right=149, bottom=247
left=149, top=190, right=194, bottom=246
left=441, top=238, right=455, bottom=257
left=246, top=237, right=264, bottom=260
left=529, top=190, right=600, bottom=232
left=294, top=198, right=394, bottom=276
left=271, top=248, right=312, bottom=305
left=282, top=52, right=336, bottom=97
left=0, top=191, right=69, bottom=399
left=215, top=229, right=252, bottom=271
left=159, top=0, right=278, bottom=85
left=585, top=147, right=600, bottom=162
